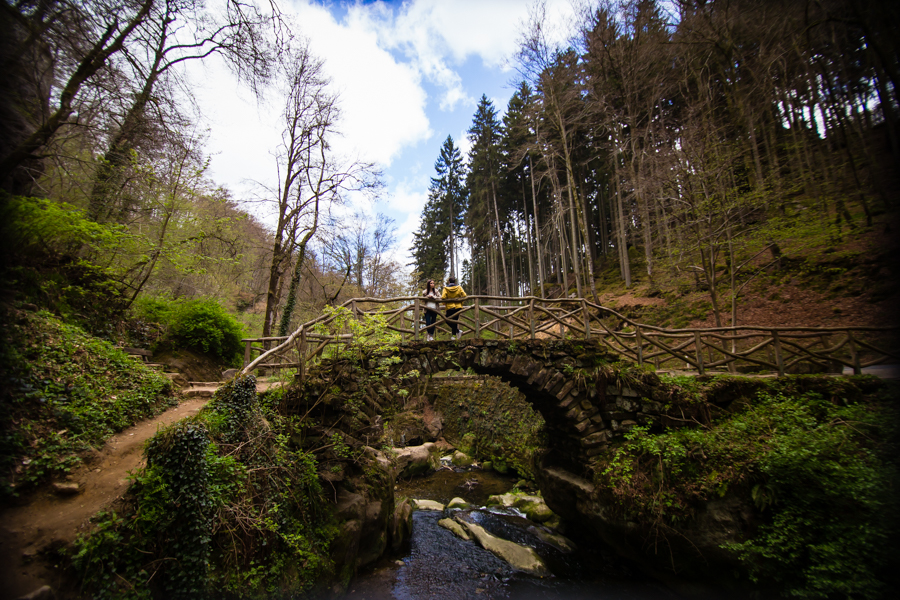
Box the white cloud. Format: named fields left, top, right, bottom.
left=195, top=0, right=577, bottom=244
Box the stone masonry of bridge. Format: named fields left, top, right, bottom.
left=390, top=339, right=672, bottom=470
left=288, top=339, right=676, bottom=473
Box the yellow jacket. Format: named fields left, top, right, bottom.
left=441, top=285, right=467, bottom=309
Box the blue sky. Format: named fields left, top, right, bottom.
left=195, top=0, right=576, bottom=265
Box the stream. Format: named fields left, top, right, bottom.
left=343, top=466, right=679, bottom=600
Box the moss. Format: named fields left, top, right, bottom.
left=432, top=377, right=546, bottom=480
left=0, top=310, right=175, bottom=497
left=594, top=377, right=899, bottom=598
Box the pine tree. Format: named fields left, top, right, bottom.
left=411, top=135, right=467, bottom=282
left=467, top=95, right=510, bottom=295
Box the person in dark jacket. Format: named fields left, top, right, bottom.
left=441, top=277, right=467, bottom=340
left=422, top=279, right=439, bottom=341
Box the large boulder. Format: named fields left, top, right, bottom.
left=458, top=520, right=550, bottom=576
left=391, top=442, right=438, bottom=478
left=486, top=491, right=556, bottom=524
left=390, top=498, right=414, bottom=552
left=329, top=447, right=399, bottom=584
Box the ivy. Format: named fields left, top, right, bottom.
left=72, top=372, right=338, bottom=599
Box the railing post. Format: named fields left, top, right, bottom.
left=474, top=298, right=481, bottom=339
left=414, top=298, right=421, bottom=342
left=848, top=331, right=861, bottom=375
left=529, top=298, right=535, bottom=340
left=298, top=327, right=307, bottom=381
left=694, top=331, right=705, bottom=375
left=508, top=301, right=513, bottom=339
left=243, top=339, right=252, bottom=368
left=582, top=299, right=591, bottom=340
left=772, top=330, right=785, bottom=376
left=635, top=326, right=643, bottom=366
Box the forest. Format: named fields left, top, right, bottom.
left=1, top=2, right=899, bottom=599
left=0, top=0, right=898, bottom=344
left=0, top=0, right=403, bottom=345
left=413, top=0, right=899, bottom=329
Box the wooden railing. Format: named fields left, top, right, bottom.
left=240, top=296, right=899, bottom=378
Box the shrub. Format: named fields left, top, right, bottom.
left=168, top=299, right=245, bottom=366
left=130, top=295, right=177, bottom=325
left=598, top=384, right=899, bottom=598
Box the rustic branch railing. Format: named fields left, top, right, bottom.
left=239, top=296, right=899, bottom=379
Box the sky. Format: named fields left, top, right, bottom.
left=193, top=0, right=577, bottom=266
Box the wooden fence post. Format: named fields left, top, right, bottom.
left=243, top=340, right=252, bottom=368
left=529, top=298, right=535, bottom=340
left=772, top=330, right=785, bottom=376
left=848, top=331, right=861, bottom=375
left=694, top=331, right=705, bottom=375
left=474, top=298, right=481, bottom=338
left=413, top=298, right=420, bottom=342
left=582, top=299, right=591, bottom=340
left=298, top=328, right=307, bottom=382
left=635, top=326, right=643, bottom=366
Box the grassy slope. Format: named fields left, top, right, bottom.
left=587, top=213, right=900, bottom=331
left=0, top=308, right=176, bottom=499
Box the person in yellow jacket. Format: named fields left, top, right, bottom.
left=440, top=276, right=467, bottom=339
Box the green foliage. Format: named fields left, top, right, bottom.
left=168, top=298, right=245, bottom=365
left=433, top=378, right=546, bottom=479
left=0, top=195, right=127, bottom=259
left=208, top=374, right=259, bottom=442
left=313, top=306, right=400, bottom=365
left=0, top=310, right=174, bottom=497
left=130, top=295, right=177, bottom=325
left=0, top=196, right=131, bottom=328
left=597, top=385, right=899, bottom=598
left=71, top=374, right=337, bottom=599
left=146, top=422, right=213, bottom=598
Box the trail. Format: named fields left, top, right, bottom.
left=0, top=396, right=210, bottom=599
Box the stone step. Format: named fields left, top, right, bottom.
left=183, top=387, right=217, bottom=398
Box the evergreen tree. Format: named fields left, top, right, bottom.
left=467, top=95, right=509, bottom=295
left=411, top=135, right=467, bottom=282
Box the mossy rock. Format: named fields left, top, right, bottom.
left=447, top=497, right=470, bottom=509
left=520, top=501, right=554, bottom=523
left=451, top=451, right=472, bottom=467
left=460, top=432, right=477, bottom=455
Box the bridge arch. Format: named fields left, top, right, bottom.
left=379, top=339, right=667, bottom=471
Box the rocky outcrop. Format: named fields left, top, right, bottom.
left=438, top=517, right=470, bottom=540
left=459, top=520, right=550, bottom=576
left=486, top=491, right=555, bottom=524
left=329, top=447, right=409, bottom=579
left=447, top=497, right=470, bottom=510
left=535, top=462, right=754, bottom=595
left=412, top=499, right=445, bottom=511
left=390, top=442, right=438, bottom=478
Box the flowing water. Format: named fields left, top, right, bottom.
left=343, top=467, right=679, bottom=600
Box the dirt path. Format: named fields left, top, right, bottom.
left=0, top=397, right=209, bottom=599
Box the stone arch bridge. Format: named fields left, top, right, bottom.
left=282, top=339, right=675, bottom=473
